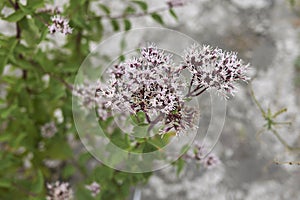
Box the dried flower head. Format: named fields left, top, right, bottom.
left=41, top=122, right=57, bottom=138
left=85, top=181, right=101, bottom=197
left=183, top=44, right=250, bottom=98
left=48, top=15, right=72, bottom=35
left=46, top=181, right=73, bottom=200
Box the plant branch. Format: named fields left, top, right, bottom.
left=92, top=4, right=184, bottom=20
left=271, top=129, right=300, bottom=152
left=191, top=87, right=207, bottom=97
left=8, top=0, right=15, bottom=8
left=148, top=113, right=164, bottom=133
left=249, top=84, right=266, bottom=116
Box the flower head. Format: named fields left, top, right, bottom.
left=85, top=181, right=101, bottom=197
left=73, top=81, right=111, bottom=120
left=48, top=15, right=72, bottom=35
left=183, top=142, right=220, bottom=169
left=202, top=154, right=220, bottom=169
left=41, top=122, right=57, bottom=138
left=46, top=181, right=73, bottom=200
left=99, top=43, right=197, bottom=135
left=183, top=44, right=250, bottom=97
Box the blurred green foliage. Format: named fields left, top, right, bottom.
left=0, top=0, right=182, bottom=199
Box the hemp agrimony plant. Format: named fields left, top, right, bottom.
left=75, top=43, right=249, bottom=136
left=0, top=0, right=250, bottom=199
left=74, top=43, right=250, bottom=176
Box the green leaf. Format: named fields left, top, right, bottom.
left=123, top=19, right=131, bottom=31
left=0, top=179, right=11, bottom=188
left=132, top=0, right=148, bottom=11
left=94, top=165, right=114, bottom=182
left=169, top=8, right=178, bottom=20
left=133, top=124, right=149, bottom=138
left=12, top=132, right=27, bottom=148
left=62, top=165, right=76, bottom=179
left=289, top=0, right=296, bottom=6
left=31, top=170, right=44, bottom=193
left=176, top=158, right=185, bottom=176
left=99, top=4, right=111, bottom=15
left=5, top=10, right=25, bottom=22
left=27, top=0, right=44, bottom=10
left=18, top=3, right=32, bottom=15
left=111, top=19, right=120, bottom=31
left=124, top=6, right=136, bottom=14
left=0, top=103, right=17, bottom=119
left=0, top=133, right=11, bottom=142
left=151, top=13, right=164, bottom=25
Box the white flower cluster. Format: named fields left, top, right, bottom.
left=183, top=44, right=250, bottom=98
left=183, top=142, right=220, bottom=169
left=46, top=181, right=74, bottom=200
left=41, top=121, right=57, bottom=138
left=98, top=43, right=197, bottom=135
left=48, top=15, right=72, bottom=35
left=85, top=181, right=101, bottom=197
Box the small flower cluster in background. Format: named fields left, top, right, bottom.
left=37, top=5, right=62, bottom=14
left=41, top=121, right=57, bottom=138
left=46, top=181, right=101, bottom=199
left=183, top=142, right=220, bottom=169
left=73, top=81, right=111, bottom=120
left=46, top=181, right=74, bottom=200
left=85, top=181, right=101, bottom=197
left=48, top=15, right=72, bottom=35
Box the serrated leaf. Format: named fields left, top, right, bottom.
left=151, top=13, right=164, bottom=25
left=5, top=10, right=25, bottom=22
left=123, top=19, right=131, bottom=31
left=132, top=0, right=148, bottom=11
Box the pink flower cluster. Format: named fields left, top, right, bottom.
left=74, top=43, right=249, bottom=136
left=183, top=44, right=249, bottom=98
left=97, top=43, right=198, bottom=135
left=85, top=181, right=101, bottom=197
left=183, top=142, right=220, bottom=169
left=46, top=181, right=73, bottom=200
left=48, top=15, right=72, bottom=35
